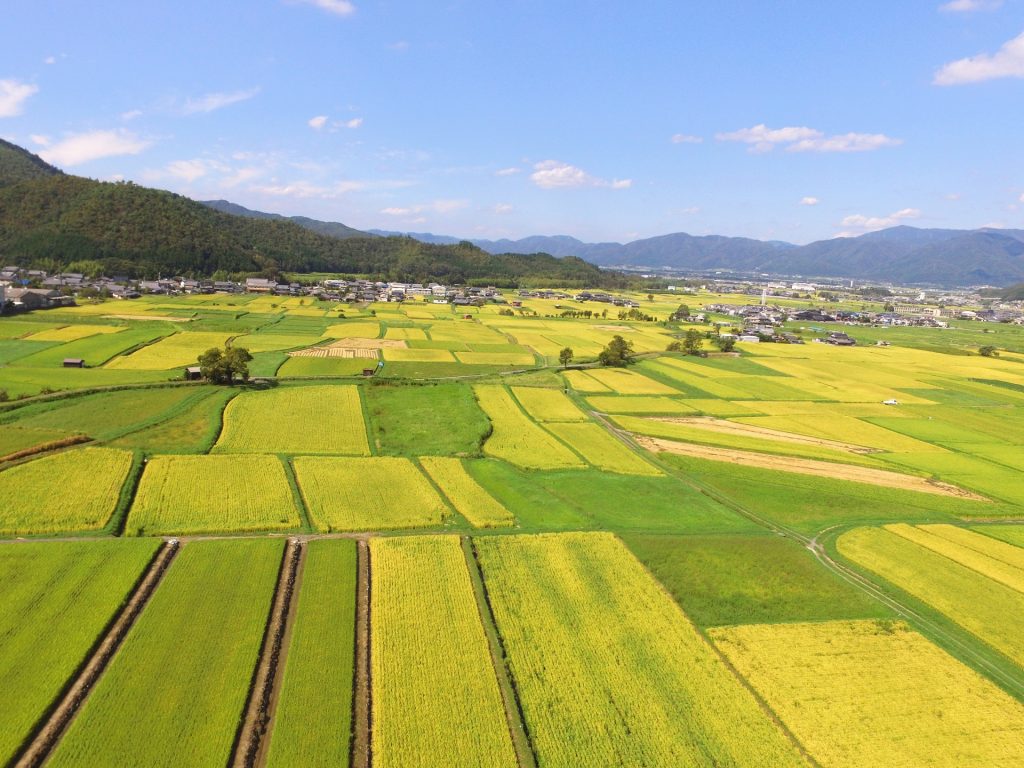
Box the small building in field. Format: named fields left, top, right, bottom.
left=184, top=366, right=203, bottom=381
left=63, top=358, right=85, bottom=368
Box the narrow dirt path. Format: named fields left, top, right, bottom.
left=461, top=536, right=538, bottom=768
left=14, top=540, right=180, bottom=768
left=232, top=538, right=302, bottom=768
left=350, top=539, right=372, bottom=768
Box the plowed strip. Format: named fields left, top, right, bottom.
left=633, top=435, right=987, bottom=500
left=14, top=541, right=179, bottom=768
left=232, top=539, right=303, bottom=768
left=351, top=539, right=372, bottom=768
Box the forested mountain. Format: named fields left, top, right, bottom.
left=0, top=142, right=618, bottom=286
left=201, top=199, right=370, bottom=240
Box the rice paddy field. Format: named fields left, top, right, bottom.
left=4, top=291, right=1024, bottom=766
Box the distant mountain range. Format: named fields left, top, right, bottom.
left=203, top=201, right=1024, bottom=286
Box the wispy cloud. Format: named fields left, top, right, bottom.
left=934, top=31, right=1024, bottom=85
left=380, top=199, right=469, bottom=217
left=165, top=159, right=210, bottom=183
left=29, top=134, right=50, bottom=146
left=800, top=196, right=820, bottom=206
left=182, top=87, right=260, bottom=115
left=342, top=117, right=363, bottom=129
left=530, top=160, right=631, bottom=190
left=43, top=56, right=57, bottom=65
left=121, top=109, right=143, bottom=121
left=308, top=115, right=328, bottom=130
left=717, top=124, right=901, bottom=153
left=939, top=0, right=1002, bottom=11
left=290, top=0, right=356, bottom=16
left=670, top=133, right=703, bottom=144
left=0, top=79, right=39, bottom=118
left=493, top=203, right=514, bottom=214
left=495, top=167, right=521, bottom=176
left=39, top=129, right=152, bottom=167
left=835, top=207, right=921, bottom=237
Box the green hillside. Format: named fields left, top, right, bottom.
left=0, top=142, right=618, bottom=287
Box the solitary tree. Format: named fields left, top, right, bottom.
left=558, top=347, right=575, bottom=368
left=666, top=340, right=682, bottom=352
left=682, top=329, right=704, bottom=356
left=198, top=346, right=253, bottom=384
left=715, top=335, right=737, bottom=353
left=979, top=345, right=1000, bottom=357
left=598, top=335, right=636, bottom=367
left=673, top=303, right=691, bottom=320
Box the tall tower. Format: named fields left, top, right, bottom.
left=760, top=287, right=767, bottom=306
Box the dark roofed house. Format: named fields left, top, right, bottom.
left=63, top=358, right=85, bottom=368
left=184, top=366, right=203, bottom=381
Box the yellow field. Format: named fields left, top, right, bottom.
left=419, top=457, right=514, bottom=528
left=454, top=350, right=536, bottom=365
left=371, top=536, right=516, bottom=768
left=475, top=533, right=805, bottom=767
left=104, top=331, right=232, bottom=370
left=562, top=369, right=610, bottom=393
left=586, top=395, right=696, bottom=415
left=544, top=422, right=662, bottom=475
left=838, top=526, right=1024, bottom=666
left=732, top=414, right=941, bottom=453
left=578, top=368, right=679, bottom=394
left=384, top=327, right=428, bottom=341
left=711, top=620, right=1024, bottom=767
left=381, top=348, right=456, bottom=363
left=511, top=386, right=587, bottom=422
left=886, top=524, right=1024, bottom=593
left=229, top=333, right=322, bottom=353
left=214, top=385, right=369, bottom=454
left=128, top=454, right=299, bottom=535
left=26, top=324, right=124, bottom=342
left=0, top=448, right=133, bottom=535
left=473, top=386, right=584, bottom=470
left=294, top=457, right=449, bottom=531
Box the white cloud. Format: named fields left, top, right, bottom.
left=380, top=199, right=469, bottom=217
left=29, top=134, right=50, bottom=147
left=43, top=56, right=57, bottom=65
left=308, top=115, right=328, bottom=130
left=381, top=206, right=412, bottom=216
left=670, top=133, right=703, bottom=144
left=940, top=0, right=1002, bottom=11
left=221, top=167, right=265, bottom=187
left=838, top=207, right=921, bottom=234
left=0, top=79, right=39, bottom=118
left=530, top=160, right=630, bottom=190
left=677, top=206, right=700, bottom=215
left=342, top=117, right=363, bottom=129
left=788, top=132, right=902, bottom=152
left=121, top=109, right=143, bottom=121
left=717, top=123, right=900, bottom=153
left=493, top=203, right=513, bottom=214
left=39, top=130, right=152, bottom=167
left=1018, top=193, right=1024, bottom=203
left=182, top=87, right=260, bottom=114
left=495, top=167, right=521, bottom=176
left=934, top=31, right=1024, bottom=85
left=800, top=196, right=820, bottom=206
left=165, top=159, right=209, bottom=183
left=946, top=192, right=962, bottom=201
left=291, top=0, right=356, bottom=16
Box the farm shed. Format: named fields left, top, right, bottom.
left=63, top=358, right=85, bottom=368
left=184, top=366, right=203, bottom=381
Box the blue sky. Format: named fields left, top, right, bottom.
left=2, top=0, right=1023, bottom=244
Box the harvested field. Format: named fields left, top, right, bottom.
left=711, top=619, right=1024, bottom=768
left=633, top=436, right=986, bottom=499
left=371, top=536, right=516, bottom=768
left=288, top=346, right=380, bottom=359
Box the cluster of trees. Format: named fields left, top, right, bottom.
left=198, top=346, right=253, bottom=384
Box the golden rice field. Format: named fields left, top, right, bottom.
left=128, top=454, right=300, bottom=535
left=371, top=536, right=516, bottom=768
left=214, top=385, right=370, bottom=454
left=544, top=422, right=662, bottom=475
left=562, top=369, right=611, bottom=393
left=383, top=326, right=428, bottom=340
left=473, top=386, right=584, bottom=470
left=475, top=533, right=805, bottom=767
left=228, top=333, right=323, bottom=353
left=294, top=456, right=449, bottom=531
left=838, top=526, right=1024, bottom=666
left=454, top=350, right=536, bottom=365
left=886, top=524, right=1024, bottom=594
left=510, top=386, right=587, bottom=422
left=710, top=620, right=1024, bottom=767
left=26, top=324, right=125, bottom=342
left=419, top=457, right=514, bottom=528
left=576, top=367, right=679, bottom=395
left=104, top=331, right=233, bottom=370
left=0, top=447, right=133, bottom=535
left=321, top=321, right=381, bottom=339
left=381, top=347, right=456, bottom=362
left=586, top=395, right=697, bottom=415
